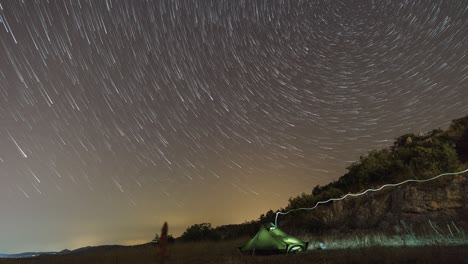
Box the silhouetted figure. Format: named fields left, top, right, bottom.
left=157, top=222, right=169, bottom=264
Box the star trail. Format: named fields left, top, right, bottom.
left=0, top=0, right=467, bottom=253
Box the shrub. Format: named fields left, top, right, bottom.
left=396, top=139, right=460, bottom=177
left=449, top=115, right=468, bottom=132
left=180, top=223, right=221, bottom=241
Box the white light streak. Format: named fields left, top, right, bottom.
left=8, top=132, right=28, bottom=158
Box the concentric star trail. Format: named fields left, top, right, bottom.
left=0, top=0, right=466, bottom=253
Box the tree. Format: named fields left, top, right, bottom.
left=151, top=233, right=160, bottom=243
left=180, top=223, right=221, bottom=241
left=167, top=235, right=175, bottom=243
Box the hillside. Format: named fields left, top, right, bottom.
left=202, top=116, right=468, bottom=239
left=266, top=115, right=468, bottom=235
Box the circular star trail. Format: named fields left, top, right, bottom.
left=0, top=0, right=467, bottom=253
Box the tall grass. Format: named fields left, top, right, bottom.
left=302, top=221, right=467, bottom=250
left=1, top=242, right=467, bottom=264
left=0, top=223, right=466, bottom=264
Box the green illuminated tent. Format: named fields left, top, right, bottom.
left=240, top=223, right=308, bottom=255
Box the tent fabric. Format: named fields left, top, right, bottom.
left=240, top=223, right=308, bottom=255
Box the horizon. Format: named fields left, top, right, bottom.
left=1, top=0, right=467, bottom=255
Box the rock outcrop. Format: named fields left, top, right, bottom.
left=302, top=174, right=468, bottom=232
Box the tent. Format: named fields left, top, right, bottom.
left=240, top=222, right=309, bottom=255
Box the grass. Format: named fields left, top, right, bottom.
left=0, top=242, right=467, bottom=264
left=1, top=226, right=467, bottom=264
left=301, top=221, right=467, bottom=250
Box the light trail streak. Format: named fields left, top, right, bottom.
left=275, top=168, right=468, bottom=227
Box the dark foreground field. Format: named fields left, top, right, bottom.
left=1, top=239, right=467, bottom=264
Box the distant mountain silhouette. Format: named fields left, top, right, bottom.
left=0, top=252, right=58, bottom=259
left=0, top=243, right=154, bottom=259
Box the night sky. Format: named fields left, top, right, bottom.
left=0, top=0, right=467, bottom=254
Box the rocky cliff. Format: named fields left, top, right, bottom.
left=301, top=173, right=468, bottom=232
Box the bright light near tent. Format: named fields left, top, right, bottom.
left=288, top=245, right=303, bottom=253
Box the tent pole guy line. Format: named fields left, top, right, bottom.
left=274, top=168, right=468, bottom=227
